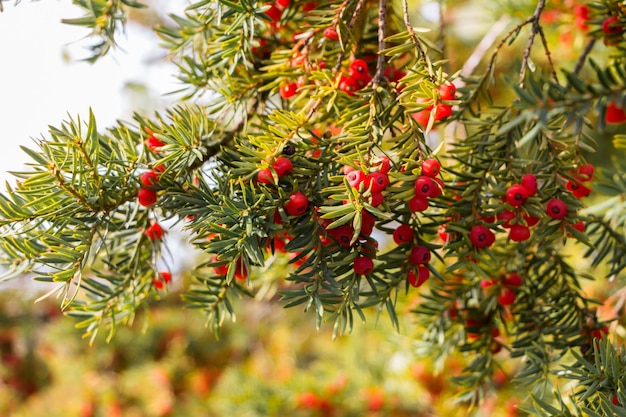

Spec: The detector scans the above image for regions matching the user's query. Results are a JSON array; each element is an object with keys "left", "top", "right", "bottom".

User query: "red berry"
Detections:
[
  {"left": 257, "top": 168, "right": 274, "bottom": 184},
  {"left": 328, "top": 224, "right": 354, "bottom": 248},
  {"left": 506, "top": 184, "right": 529, "bottom": 207},
  {"left": 343, "top": 165, "right": 356, "bottom": 175},
  {"left": 503, "top": 273, "right": 523, "bottom": 287},
  {"left": 339, "top": 75, "right": 359, "bottom": 96},
  {"left": 138, "top": 187, "right": 158, "bottom": 207},
  {"left": 353, "top": 256, "right": 374, "bottom": 275},
  {"left": 160, "top": 271, "right": 172, "bottom": 283},
  {"left": 234, "top": 259, "right": 248, "bottom": 280},
  {"left": 546, "top": 199, "right": 568, "bottom": 220},
  {"left": 360, "top": 210, "right": 376, "bottom": 236},
  {"left": 323, "top": 27, "right": 339, "bottom": 41},
  {"left": 408, "top": 266, "right": 430, "bottom": 288},
  {"left": 145, "top": 222, "right": 164, "bottom": 240},
  {"left": 408, "top": 195, "right": 429, "bottom": 212},
  {"left": 434, "top": 104, "right": 452, "bottom": 121},
  {"left": 409, "top": 245, "right": 431, "bottom": 265},
  {"left": 276, "top": 0, "right": 290, "bottom": 8},
  {"left": 302, "top": 1, "right": 316, "bottom": 12},
  {"left": 570, "top": 220, "right": 585, "bottom": 233},
  {"left": 509, "top": 224, "right": 531, "bottom": 242},
  {"left": 523, "top": 214, "right": 540, "bottom": 227},
  {"left": 497, "top": 210, "right": 516, "bottom": 228},
  {"left": 438, "top": 224, "right": 449, "bottom": 242},
  {"left": 272, "top": 156, "right": 293, "bottom": 177},
  {"left": 279, "top": 82, "right": 298, "bottom": 99},
  {"left": 438, "top": 82, "right": 456, "bottom": 100},
  {"left": 606, "top": 101, "right": 626, "bottom": 124},
  {"left": 297, "top": 392, "right": 320, "bottom": 409},
  {"left": 265, "top": 3, "right": 282, "bottom": 23},
  {"left": 521, "top": 173, "right": 538, "bottom": 196},
  {"left": 411, "top": 109, "right": 432, "bottom": 128},
  {"left": 469, "top": 225, "right": 495, "bottom": 249},
  {"left": 393, "top": 224, "right": 414, "bottom": 244},
  {"left": 577, "top": 164, "right": 594, "bottom": 182},
  {"left": 153, "top": 277, "right": 165, "bottom": 290},
  {"left": 349, "top": 59, "right": 371, "bottom": 82},
  {"left": 369, "top": 192, "right": 384, "bottom": 207},
  {"left": 145, "top": 135, "right": 165, "bottom": 152},
  {"left": 566, "top": 180, "right": 591, "bottom": 198},
  {"left": 421, "top": 158, "right": 441, "bottom": 178},
  {"left": 602, "top": 16, "right": 622, "bottom": 35},
  {"left": 480, "top": 278, "right": 497, "bottom": 294},
  {"left": 346, "top": 170, "right": 365, "bottom": 188},
  {"left": 284, "top": 191, "right": 309, "bottom": 216},
  {"left": 414, "top": 176, "right": 437, "bottom": 199},
  {"left": 364, "top": 172, "right": 389, "bottom": 192},
  {"left": 140, "top": 170, "right": 160, "bottom": 187},
  {"left": 498, "top": 288, "right": 516, "bottom": 306}
]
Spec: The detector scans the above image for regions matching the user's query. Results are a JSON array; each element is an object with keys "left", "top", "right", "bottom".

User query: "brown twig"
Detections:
[
  {"left": 574, "top": 38, "right": 596, "bottom": 75},
  {"left": 372, "top": 0, "right": 387, "bottom": 86},
  {"left": 519, "top": 0, "right": 547, "bottom": 87},
  {"left": 402, "top": 0, "right": 431, "bottom": 76}
]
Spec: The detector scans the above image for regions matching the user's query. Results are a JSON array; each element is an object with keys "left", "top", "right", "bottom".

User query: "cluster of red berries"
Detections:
[
  {"left": 257, "top": 156, "right": 293, "bottom": 184},
  {"left": 137, "top": 166, "right": 163, "bottom": 207},
  {"left": 481, "top": 272, "right": 523, "bottom": 307},
  {"left": 392, "top": 220, "right": 431, "bottom": 286},
  {"left": 411, "top": 82, "right": 456, "bottom": 128},
  {"left": 497, "top": 174, "right": 539, "bottom": 242},
  {"left": 565, "top": 163, "right": 594, "bottom": 198},
  {"left": 410, "top": 158, "right": 443, "bottom": 212},
  {"left": 338, "top": 59, "right": 373, "bottom": 96}
]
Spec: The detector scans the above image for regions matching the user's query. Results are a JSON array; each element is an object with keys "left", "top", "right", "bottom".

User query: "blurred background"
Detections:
[{"left": 0, "top": 0, "right": 621, "bottom": 416}]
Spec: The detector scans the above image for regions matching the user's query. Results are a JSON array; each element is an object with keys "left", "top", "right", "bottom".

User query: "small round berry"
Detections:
[
  {"left": 602, "top": 16, "right": 623, "bottom": 35},
  {"left": 339, "top": 75, "right": 359, "bottom": 96},
  {"left": 160, "top": 271, "right": 172, "bottom": 284},
  {"left": 369, "top": 192, "right": 384, "bottom": 207},
  {"left": 364, "top": 172, "right": 389, "bottom": 192},
  {"left": 349, "top": 59, "right": 371, "bottom": 82},
  {"left": 411, "top": 109, "right": 431, "bottom": 128},
  {"left": 279, "top": 82, "right": 298, "bottom": 99},
  {"left": 497, "top": 210, "right": 516, "bottom": 228},
  {"left": 469, "top": 225, "right": 495, "bottom": 249},
  {"left": 408, "top": 195, "right": 429, "bottom": 212},
  {"left": 546, "top": 198, "right": 568, "bottom": 220},
  {"left": 438, "top": 224, "right": 449, "bottom": 242},
  {"left": 140, "top": 170, "right": 160, "bottom": 187},
  {"left": 360, "top": 210, "right": 376, "bottom": 236},
  {"left": 570, "top": 220, "right": 585, "bottom": 233},
  {"left": 480, "top": 278, "right": 497, "bottom": 294},
  {"left": 408, "top": 266, "right": 430, "bottom": 288},
  {"left": 438, "top": 82, "right": 456, "bottom": 100},
  {"left": 506, "top": 184, "right": 530, "bottom": 207},
  {"left": 145, "top": 135, "right": 165, "bottom": 152},
  {"left": 346, "top": 170, "right": 365, "bottom": 188},
  {"left": 234, "top": 259, "right": 248, "bottom": 280},
  {"left": 523, "top": 214, "right": 540, "bottom": 227},
  {"left": 421, "top": 158, "right": 441, "bottom": 178},
  {"left": 145, "top": 222, "right": 164, "bottom": 240},
  {"left": 521, "top": 173, "right": 538, "bottom": 196},
  {"left": 509, "top": 224, "right": 531, "bottom": 242},
  {"left": 503, "top": 273, "right": 523, "bottom": 287},
  {"left": 265, "top": 3, "right": 282, "bottom": 23},
  {"left": 414, "top": 176, "right": 437, "bottom": 199},
  {"left": 323, "top": 27, "right": 339, "bottom": 41},
  {"left": 138, "top": 187, "right": 158, "bottom": 207},
  {"left": 577, "top": 164, "right": 594, "bottom": 182},
  {"left": 409, "top": 245, "right": 431, "bottom": 265},
  {"left": 328, "top": 224, "right": 354, "bottom": 248},
  {"left": 276, "top": 0, "right": 290, "bottom": 8},
  {"left": 273, "top": 156, "right": 293, "bottom": 177},
  {"left": 393, "top": 224, "right": 414, "bottom": 245},
  {"left": 377, "top": 156, "right": 391, "bottom": 174},
  {"left": 284, "top": 191, "right": 309, "bottom": 216},
  {"left": 606, "top": 101, "right": 626, "bottom": 124},
  {"left": 566, "top": 180, "right": 591, "bottom": 198},
  {"left": 498, "top": 288, "right": 516, "bottom": 306},
  {"left": 353, "top": 256, "right": 374, "bottom": 275},
  {"left": 257, "top": 168, "right": 274, "bottom": 184},
  {"left": 434, "top": 104, "right": 452, "bottom": 121},
  {"left": 282, "top": 144, "right": 296, "bottom": 155}
]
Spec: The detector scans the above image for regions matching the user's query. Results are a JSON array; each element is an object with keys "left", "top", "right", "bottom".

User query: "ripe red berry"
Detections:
[
  {"left": 364, "top": 172, "right": 389, "bottom": 192},
  {"left": 570, "top": 220, "right": 585, "bottom": 233},
  {"left": 377, "top": 156, "right": 391, "bottom": 174},
  {"left": 328, "top": 224, "right": 354, "bottom": 248},
  {"left": 408, "top": 266, "right": 430, "bottom": 288},
  {"left": 349, "top": 59, "right": 371, "bottom": 82},
  {"left": 353, "top": 256, "right": 374, "bottom": 275},
  {"left": 323, "top": 27, "right": 339, "bottom": 41},
  {"left": 577, "top": 164, "right": 594, "bottom": 182},
  {"left": 411, "top": 109, "right": 431, "bottom": 128},
  {"left": 521, "top": 173, "right": 538, "bottom": 196},
  {"left": 409, "top": 195, "right": 429, "bottom": 212},
  {"left": 503, "top": 273, "right": 523, "bottom": 287},
  {"left": 265, "top": 3, "right": 282, "bottom": 23},
  {"left": 145, "top": 135, "right": 165, "bottom": 152},
  {"left": 602, "top": 16, "right": 623, "bottom": 35},
  {"left": 279, "top": 82, "right": 298, "bottom": 99},
  {"left": 497, "top": 210, "right": 516, "bottom": 228},
  {"left": 506, "top": 184, "right": 530, "bottom": 207},
  {"left": 421, "top": 158, "right": 441, "bottom": 178},
  {"left": 257, "top": 168, "right": 274, "bottom": 184},
  {"left": 469, "top": 225, "right": 495, "bottom": 249},
  {"left": 434, "top": 104, "right": 452, "bottom": 121},
  {"left": 438, "top": 82, "right": 456, "bottom": 100},
  {"left": 346, "top": 170, "right": 365, "bottom": 188},
  {"left": 409, "top": 245, "right": 431, "bottom": 265},
  {"left": 302, "top": 1, "right": 316, "bottom": 12},
  {"left": 414, "top": 176, "right": 437, "bottom": 199},
  {"left": 140, "top": 170, "right": 160, "bottom": 187},
  {"left": 566, "top": 180, "right": 591, "bottom": 198},
  {"left": 339, "top": 75, "right": 359, "bottom": 96},
  {"left": 438, "top": 224, "right": 449, "bottom": 242},
  {"left": 160, "top": 271, "right": 172, "bottom": 283},
  {"left": 523, "top": 213, "right": 540, "bottom": 227},
  {"left": 509, "top": 224, "right": 531, "bottom": 242},
  {"left": 138, "top": 187, "right": 158, "bottom": 207},
  {"left": 546, "top": 198, "right": 568, "bottom": 219},
  {"left": 276, "top": 0, "right": 290, "bottom": 8},
  {"left": 234, "top": 259, "right": 248, "bottom": 280},
  {"left": 284, "top": 191, "right": 309, "bottom": 216},
  {"left": 369, "top": 192, "right": 384, "bottom": 207},
  {"left": 360, "top": 210, "right": 376, "bottom": 236},
  {"left": 393, "top": 224, "right": 414, "bottom": 244},
  {"left": 606, "top": 101, "right": 626, "bottom": 124},
  {"left": 145, "top": 222, "right": 164, "bottom": 240},
  {"left": 498, "top": 288, "right": 516, "bottom": 306},
  {"left": 480, "top": 278, "right": 497, "bottom": 294},
  {"left": 272, "top": 156, "right": 293, "bottom": 177}
]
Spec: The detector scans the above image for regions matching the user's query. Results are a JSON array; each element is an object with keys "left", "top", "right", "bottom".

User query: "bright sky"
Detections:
[{"left": 0, "top": 0, "right": 180, "bottom": 184}]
